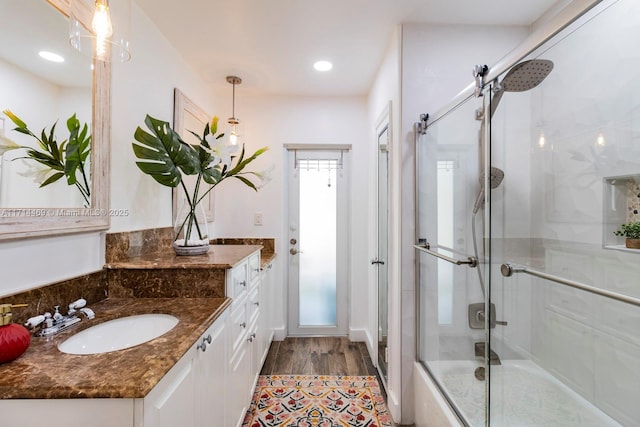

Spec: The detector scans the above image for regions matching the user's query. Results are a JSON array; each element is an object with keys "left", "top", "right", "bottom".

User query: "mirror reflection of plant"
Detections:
[
  {"left": 132, "top": 114, "right": 269, "bottom": 246},
  {"left": 0, "top": 110, "right": 91, "bottom": 206}
]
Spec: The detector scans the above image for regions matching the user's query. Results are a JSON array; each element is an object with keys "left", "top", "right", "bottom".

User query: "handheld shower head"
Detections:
[
  {"left": 488, "top": 166, "right": 504, "bottom": 189},
  {"left": 490, "top": 59, "right": 554, "bottom": 118},
  {"left": 472, "top": 166, "right": 504, "bottom": 213}
]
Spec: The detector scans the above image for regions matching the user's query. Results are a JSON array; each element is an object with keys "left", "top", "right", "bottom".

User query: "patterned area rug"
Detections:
[{"left": 243, "top": 375, "right": 393, "bottom": 427}]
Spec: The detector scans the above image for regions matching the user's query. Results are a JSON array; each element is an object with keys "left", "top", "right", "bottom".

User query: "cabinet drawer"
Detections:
[
  {"left": 230, "top": 260, "right": 249, "bottom": 301},
  {"left": 248, "top": 286, "right": 260, "bottom": 323},
  {"left": 248, "top": 252, "right": 261, "bottom": 285},
  {"left": 230, "top": 303, "right": 249, "bottom": 353}
]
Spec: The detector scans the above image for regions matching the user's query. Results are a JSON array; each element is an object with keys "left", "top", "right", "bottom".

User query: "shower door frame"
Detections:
[{"left": 413, "top": 3, "right": 607, "bottom": 425}]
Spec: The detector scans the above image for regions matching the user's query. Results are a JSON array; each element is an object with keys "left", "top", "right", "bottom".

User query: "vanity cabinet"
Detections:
[
  {"left": 0, "top": 311, "right": 229, "bottom": 427},
  {"left": 141, "top": 309, "right": 229, "bottom": 427},
  {"left": 227, "top": 250, "right": 260, "bottom": 427},
  {"left": 0, "top": 248, "right": 275, "bottom": 427}
]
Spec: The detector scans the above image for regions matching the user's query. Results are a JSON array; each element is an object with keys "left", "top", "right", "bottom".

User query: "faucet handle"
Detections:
[
  {"left": 79, "top": 307, "right": 95, "bottom": 320},
  {"left": 68, "top": 298, "right": 87, "bottom": 314},
  {"left": 25, "top": 315, "right": 46, "bottom": 329}
]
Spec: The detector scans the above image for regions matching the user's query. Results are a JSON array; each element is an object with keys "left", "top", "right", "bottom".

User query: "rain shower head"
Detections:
[{"left": 490, "top": 59, "right": 554, "bottom": 118}]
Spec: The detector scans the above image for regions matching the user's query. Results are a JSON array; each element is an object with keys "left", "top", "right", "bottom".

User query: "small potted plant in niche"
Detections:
[
  {"left": 132, "top": 114, "right": 269, "bottom": 255},
  {"left": 613, "top": 221, "right": 640, "bottom": 249}
]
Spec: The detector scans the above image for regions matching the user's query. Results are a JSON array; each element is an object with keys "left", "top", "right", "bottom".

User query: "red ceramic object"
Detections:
[{"left": 0, "top": 323, "right": 31, "bottom": 364}]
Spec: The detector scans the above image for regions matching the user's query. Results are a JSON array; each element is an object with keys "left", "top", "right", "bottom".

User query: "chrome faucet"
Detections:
[{"left": 24, "top": 298, "right": 94, "bottom": 337}]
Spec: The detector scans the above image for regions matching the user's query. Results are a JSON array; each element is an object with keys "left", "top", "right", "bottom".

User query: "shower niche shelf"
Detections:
[{"left": 603, "top": 174, "right": 640, "bottom": 252}]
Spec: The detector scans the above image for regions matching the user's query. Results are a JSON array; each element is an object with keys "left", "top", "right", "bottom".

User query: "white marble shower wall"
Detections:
[{"left": 489, "top": 0, "right": 640, "bottom": 425}]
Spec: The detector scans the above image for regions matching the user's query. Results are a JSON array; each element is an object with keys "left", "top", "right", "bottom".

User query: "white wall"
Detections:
[
  {"left": 110, "top": 4, "right": 220, "bottom": 233},
  {"left": 0, "top": 3, "right": 218, "bottom": 297},
  {"left": 366, "top": 26, "right": 402, "bottom": 421},
  {"left": 211, "top": 93, "right": 369, "bottom": 338}
]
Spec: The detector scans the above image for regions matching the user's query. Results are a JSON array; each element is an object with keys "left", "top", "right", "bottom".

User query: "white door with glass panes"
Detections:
[{"left": 286, "top": 147, "right": 349, "bottom": 336}]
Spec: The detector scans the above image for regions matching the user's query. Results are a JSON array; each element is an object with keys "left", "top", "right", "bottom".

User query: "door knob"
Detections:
[{"left": 290, "top": 248, "right": 303, "bottom": 255}]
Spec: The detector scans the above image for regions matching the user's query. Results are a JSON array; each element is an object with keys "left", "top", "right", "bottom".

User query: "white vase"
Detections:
[{"left": 173, "top": 202, "right": 210, "bottom": 256}]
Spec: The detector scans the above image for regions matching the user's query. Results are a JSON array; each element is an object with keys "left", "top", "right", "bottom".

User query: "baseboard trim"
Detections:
[
  {"left": 348, "top": 327, "right": 368, "bottom": 342},
  {"left": 273, "top": 326, "right": 286, "bottom": 341}
]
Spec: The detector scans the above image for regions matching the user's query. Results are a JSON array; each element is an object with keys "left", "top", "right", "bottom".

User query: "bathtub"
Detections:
[{"left": 422, "top": 360, "right": 622, "bottom": 427}]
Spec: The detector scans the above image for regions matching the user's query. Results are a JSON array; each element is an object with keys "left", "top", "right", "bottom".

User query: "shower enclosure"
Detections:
[{"left": 416, "top": 0, "right": 640, "bottom": 425}]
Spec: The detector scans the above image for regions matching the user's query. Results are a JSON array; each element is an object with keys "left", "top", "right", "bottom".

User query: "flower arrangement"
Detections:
[
  {"left": 132, "top": 114, "right": 268, "bottom": 253},
  {"left": 0, "top": 110, "right": 91, "bottom": 206}
]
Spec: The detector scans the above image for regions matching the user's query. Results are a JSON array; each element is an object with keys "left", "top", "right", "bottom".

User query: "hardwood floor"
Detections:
[{"left": 260, "top": 337, "right": 377, "bottom": 376}]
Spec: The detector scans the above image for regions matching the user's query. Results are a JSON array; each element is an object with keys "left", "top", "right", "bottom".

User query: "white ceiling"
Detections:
[{"left": 136, "top": 0, "right": 559, "bottom": 96}]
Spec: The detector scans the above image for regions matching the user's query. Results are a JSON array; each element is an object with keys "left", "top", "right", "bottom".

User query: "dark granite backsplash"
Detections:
[
  {"left": 0, "top": 270, "right": 107, "bottom": 325},
  {"left": 106, "top": 227, "right": 174, "bottom": 263},
  {"left": 108, "top": 268, "right": 226, "bottom": 298},
  {"left": 0, "top": 229, "right": 275, "bottom": 325},
  {"left": 212, "top": 237, "right": 275, "bottom": 255}
]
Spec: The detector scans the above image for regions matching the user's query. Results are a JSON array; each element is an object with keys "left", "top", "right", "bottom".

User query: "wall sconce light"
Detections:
[
  {"left": 69, "top": 0, "right": 131, "bottom": 62},
  {"left": 226, "top": 75, "right": 242, "bottom": 145}
]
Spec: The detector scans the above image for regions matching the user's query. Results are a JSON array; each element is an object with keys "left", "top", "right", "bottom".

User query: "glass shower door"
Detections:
[
  {"left": 488, "top": 1, "right": 640, "bottom": 425},
  {"left": 416, "top": 93, "right": 490, "bottom": 426}
]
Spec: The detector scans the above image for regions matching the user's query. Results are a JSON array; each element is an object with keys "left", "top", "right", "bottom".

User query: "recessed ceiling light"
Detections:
[
  {"left": 39, "top": 51, "right": 65, "bottom": 63},
  {"left": 313, "top": 60, "right": 333, "bottom": 72}
]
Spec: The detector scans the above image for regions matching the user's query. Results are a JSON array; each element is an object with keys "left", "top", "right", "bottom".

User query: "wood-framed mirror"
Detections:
[
  {"left": 172, "top": 89, "right": 215, "bottom": 222},
  {"left": 0, "top": 0, "right": 110, "bottom": 240}
]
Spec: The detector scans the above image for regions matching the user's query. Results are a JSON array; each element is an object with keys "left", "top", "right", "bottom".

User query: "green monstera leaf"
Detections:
[{"left": 132, "top": 115, "right": 200, "bottom": 187}]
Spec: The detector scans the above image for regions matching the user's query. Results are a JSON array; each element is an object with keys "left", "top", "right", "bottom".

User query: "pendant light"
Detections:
[
  {"left": 69, "top": 0, "right": 132, "bottom": 62},
  {"left": 226, "top": 76, "right": 242, "bottom": 145}
]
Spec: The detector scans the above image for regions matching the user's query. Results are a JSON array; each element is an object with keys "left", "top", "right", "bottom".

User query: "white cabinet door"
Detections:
[
  {"left": 228, "top": 342, "right": 251, "bottom": 427},
  {"left": 0, "top": 399, "right": 135, "bottom": 427},
  {"left": 195, "top": 311, "right": 228, "bottom": 426},
  {"left": 143, "top": 313, "right": 229, "bottom": 427},
  {"left": 143, "top": 346, "right": 197, "bottom": 427}
]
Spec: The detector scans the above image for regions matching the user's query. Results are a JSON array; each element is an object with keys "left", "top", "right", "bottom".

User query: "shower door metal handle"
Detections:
[
  {"left": 414, "top": 244, "right": 478, "bottom": 268},
  {"left": 501, "top": 263, "right": 640, "bottom": 308}
]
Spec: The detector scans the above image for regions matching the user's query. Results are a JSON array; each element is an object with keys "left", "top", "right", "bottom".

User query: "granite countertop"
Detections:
[
  {"left": 261, "top": 251, "right": 277, "bottom": 267},
  {"left": 0, "top": 297, "right": 231, "bottom": 399},
  {"left": 106, "top": 244, "right": 264, "bottom": 270}
]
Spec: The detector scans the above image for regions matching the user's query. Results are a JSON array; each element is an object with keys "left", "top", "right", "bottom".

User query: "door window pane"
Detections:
[{"left": 299, "top": 164, "right": 337, "bottom": 326}]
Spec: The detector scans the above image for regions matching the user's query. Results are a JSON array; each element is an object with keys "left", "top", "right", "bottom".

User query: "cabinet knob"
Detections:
[
  {"left": 197, "top": 334, "right": 212, "bottom": 352},
  {"left": 239, "top": 280, "right": 247, "bottom": 287},
  {"left": 240, "top": 322, "right": 246, "bottom": 328},
  {"left": 247, "top": 333, "right": 256, "bottom": 343},
  {"left": 254, "top": 302, "right": 260, "bottom": 307}
]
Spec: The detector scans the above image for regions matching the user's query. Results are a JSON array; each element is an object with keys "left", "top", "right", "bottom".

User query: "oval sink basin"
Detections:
[{"left": 58, "top": 314, "right": 179, "bottom": 355}]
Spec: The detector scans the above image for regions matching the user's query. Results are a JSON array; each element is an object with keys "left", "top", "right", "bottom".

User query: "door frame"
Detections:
[{"left": 374, "top": 102, "right": 391, "bottom": 383}]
